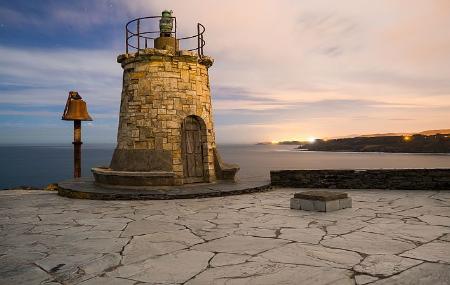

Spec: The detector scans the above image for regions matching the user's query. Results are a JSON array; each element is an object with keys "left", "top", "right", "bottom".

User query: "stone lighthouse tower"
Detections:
[{"left": 92, "top": 11, "right": 238, "bottom": 187}]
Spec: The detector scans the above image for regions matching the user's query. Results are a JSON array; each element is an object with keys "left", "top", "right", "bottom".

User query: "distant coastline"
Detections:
[{"left": 258, "top": 129, "right": 450, "bottom": 153}]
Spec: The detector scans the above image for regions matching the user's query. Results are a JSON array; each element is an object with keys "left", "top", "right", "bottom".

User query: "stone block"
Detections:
[
  {"left": 131, "top": 129, "right": 139, "bottom": 138},
  {"left": 294, "top": 191, "right": 348, "bottom": 201},
  {"left": 300, "top": 199, "right": 315, "bottom": 211},
  {"left": 166, "top": 121, "right": 179, "bottom": 129},
  {"left": 134, "top": 141, "right": 147, "bottom": 149},
  {"left": 290, "top": 191, "right": 352, "bottom": 212},
  {"left": 181, "top": 70, "right": 190, "bottom": 83},
  {"left": 92, "top": 168, "right": 177, "bottom": 186},
  {"left": 110, "top": 149, "right": 172, "bottom": 172},
  {"left": 162, "top": 143, "right": 172, "bottom": 150},
  {"left": 339, "top": 198, "right": 352, "bottom": 209},
  {"left": 313, "top": 200, "right": 326, "bottom": 212},
  {"left": 178, "top": 82, "right": 191, "bottom": 90},
  {"left": 173, "top": 164, "right": 183, "bottom": 172},
  {"left": 213, "top": 148, "right": 240, "bottom": 181},
  {"left": 325, "top": 200, "right": 340, "bottom": 212},
  {"left": 130, "top": 71, "right": 146, "bottom": 79},
  {"left": 290, "top": 198, "right": 301, "bottom": 210}
]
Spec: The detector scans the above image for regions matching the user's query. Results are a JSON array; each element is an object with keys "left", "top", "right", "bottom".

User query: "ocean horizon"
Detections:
[{"left": 1, "top": 143, "right": 449, "bottom": 189}]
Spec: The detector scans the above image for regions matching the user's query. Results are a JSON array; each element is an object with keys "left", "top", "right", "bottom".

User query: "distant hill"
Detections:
[
  {"left": 257, "top": 141, "right": 301, "bottom": 145},
  {"left": 257, "top": 129, "right": 450, "bottom": 153},
  {"left": 418, "top": 129, "right": 450, "bottom": 136},
  {"left": 358, "top": 129, "right": 450, "bottom": 138},
  {"left": 299, "top": 133, "right": 450, "bottom": 153}
]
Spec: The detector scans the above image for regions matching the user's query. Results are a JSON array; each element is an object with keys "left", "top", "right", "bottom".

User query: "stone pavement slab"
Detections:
[
  {"left": 371, "top": 263, "right": 450, "bottom": 285},
  {"left": 353, "top": 254, "right": 422, "bottom": 277},
  {"left": 400, "top": 241, "right": 450, "bottom": 263},
  {"left": 1, "top": 188, "right": 450, "bottom": 284}
]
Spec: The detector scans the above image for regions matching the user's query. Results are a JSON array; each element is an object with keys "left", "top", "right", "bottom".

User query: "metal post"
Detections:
[
  {"left": 73, "top": 120, "right": 82, "bottom": 178},
  {"left": 201, "top": 34, "right": 204, "bottom": 56},
  {"left": 137, "top": 19, "right": 140, "bottom": 52},
  {"left": 200, "top": 24, "right": 205, "bottom": 56},
  {"left": 197, "top": 23, "right": 200, "bottom": 56},
  {"left": 126, "top": 29, "right": 128, "bottom": 54},
  {"left": 174, "top": 17, "right": 177, "bottom": 40}
]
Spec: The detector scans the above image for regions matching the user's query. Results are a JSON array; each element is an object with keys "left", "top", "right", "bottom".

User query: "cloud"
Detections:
[
  {"left": 0, "top": 6, "right": 43, "bottom": 28},
  {"left": 0, "top": 45, "right": 122, "bottom": 107},
  {"left": 213, "top": 86, "right": 274, "bottom": 102},
  {"left": 0, "top": 1, "right": 123, "bottom": 30},
  {"left": 1, "top": 1, "right": 450, "bottom": 143},
  {"left": 0, "top": 44, "right": 121, "bottom": 144}
]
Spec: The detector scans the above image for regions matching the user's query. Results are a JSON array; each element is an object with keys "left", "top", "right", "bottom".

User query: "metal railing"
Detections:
[{"left": 125, "top": 16, "right": 206, "bottom": 57}]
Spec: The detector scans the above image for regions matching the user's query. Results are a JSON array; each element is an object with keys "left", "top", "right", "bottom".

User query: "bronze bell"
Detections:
[{"left": 62, "top": 91, "right": 93, "bottom": 121}]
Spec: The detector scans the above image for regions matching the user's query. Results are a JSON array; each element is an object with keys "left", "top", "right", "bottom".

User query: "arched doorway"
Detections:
[{"left": 181, "top": 116, "right": 205, "bottom": 183}]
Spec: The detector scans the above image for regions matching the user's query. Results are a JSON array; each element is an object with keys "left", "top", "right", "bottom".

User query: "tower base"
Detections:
[
  {"left": 57, "top": 177, "right": 271, "bottom": 200},
  {"left": 92, "top": 167, "right": 178, "bottom": 186}
]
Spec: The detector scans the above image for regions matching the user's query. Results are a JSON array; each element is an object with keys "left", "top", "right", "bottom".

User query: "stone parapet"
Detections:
[
  {"left": 117, "top": 48, "right": 214, "bottom": 68},
  {"left": 271, "top": 169, "right": 450, "bottom": 190}
]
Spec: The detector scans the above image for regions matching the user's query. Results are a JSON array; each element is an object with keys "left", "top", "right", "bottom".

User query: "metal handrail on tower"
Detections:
[{"left": 125, "top": 16, "right": 206, "bottom": 57}]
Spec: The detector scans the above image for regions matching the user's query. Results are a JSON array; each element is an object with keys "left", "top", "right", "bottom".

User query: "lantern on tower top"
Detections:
[{"left": 159, "top": 10, "right": 174, "bottom": 37}]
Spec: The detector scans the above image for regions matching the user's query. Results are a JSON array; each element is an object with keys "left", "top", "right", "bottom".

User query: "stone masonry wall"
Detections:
[
  {"left": 271, "top": 169, "right": 450, "bottom": 190},
  {"left": 111, "top": 49, "right": 216, "bottom": 183}
]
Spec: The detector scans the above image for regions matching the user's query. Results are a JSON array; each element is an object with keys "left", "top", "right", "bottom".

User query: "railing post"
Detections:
[
  {"left": 197, "top": 23, "right": 200, "bottom": 56},
  {"left": 174, "top": 17, "right": 177, "bottom": 50},
  {"left": 126, "top": 29, "right": 128, "bottom": 54},
  {"left": 201, "top": 34, "right": 204, "bottom": 56},
  {"left": 137, "top": 19, "right": 140, "bottom": 52}
]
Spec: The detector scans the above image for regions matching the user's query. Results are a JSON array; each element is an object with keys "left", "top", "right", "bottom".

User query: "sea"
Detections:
[{"left": 1, "top": 144, "right": 449, "bottom": 189}]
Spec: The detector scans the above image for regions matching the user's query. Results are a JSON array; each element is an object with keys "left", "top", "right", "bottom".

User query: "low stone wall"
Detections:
[{"left": 270, "top": 169, "right": 450, "bottom": 190}]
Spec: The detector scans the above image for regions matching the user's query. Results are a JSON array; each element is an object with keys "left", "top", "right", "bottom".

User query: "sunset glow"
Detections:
[{"left": 0, "top": 1, "right": 449, "bottom": 144}]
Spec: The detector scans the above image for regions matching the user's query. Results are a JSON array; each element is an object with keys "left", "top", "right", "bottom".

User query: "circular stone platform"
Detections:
[{"left": 57, "top": 177, "right": 271, "bottom": 200}]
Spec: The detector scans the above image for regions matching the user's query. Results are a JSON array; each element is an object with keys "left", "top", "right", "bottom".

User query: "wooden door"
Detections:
[{"left": 182, "top": 117, "right": 204, "bottom": 183}]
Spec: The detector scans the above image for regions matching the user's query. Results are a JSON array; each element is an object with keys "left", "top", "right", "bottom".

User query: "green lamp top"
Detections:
[
  {"left": 162, "top": 10, "right": 173, "bottom": 17},
  {"left": 160, "top": 10, "right": 174, "bottom": 34}
]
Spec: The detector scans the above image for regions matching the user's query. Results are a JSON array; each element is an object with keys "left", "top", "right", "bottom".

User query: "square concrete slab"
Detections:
[
  {"left": 291, "top": 191, "right": 352, "bottom": 212},
  {"left": 294, "top": 190, "right": 348, "bottom": 201}
]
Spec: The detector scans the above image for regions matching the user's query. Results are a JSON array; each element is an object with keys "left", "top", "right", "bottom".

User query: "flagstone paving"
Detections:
[{"left": 1, "top": 188, "right": 450, "bottom": 285}]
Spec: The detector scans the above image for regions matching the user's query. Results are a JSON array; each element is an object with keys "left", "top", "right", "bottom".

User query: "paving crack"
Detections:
[{"left": 181, "top": 252, "right": 216, "bottom": 284}]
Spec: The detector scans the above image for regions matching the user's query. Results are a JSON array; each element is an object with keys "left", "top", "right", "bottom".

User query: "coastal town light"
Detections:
[{"left": 62, "top": 91, "right": 93, "bottom": 178}]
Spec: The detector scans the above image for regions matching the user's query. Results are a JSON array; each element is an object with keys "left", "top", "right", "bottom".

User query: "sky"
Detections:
[{"left": 0, "top": 0, "right": 449, "bottom": 144}]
